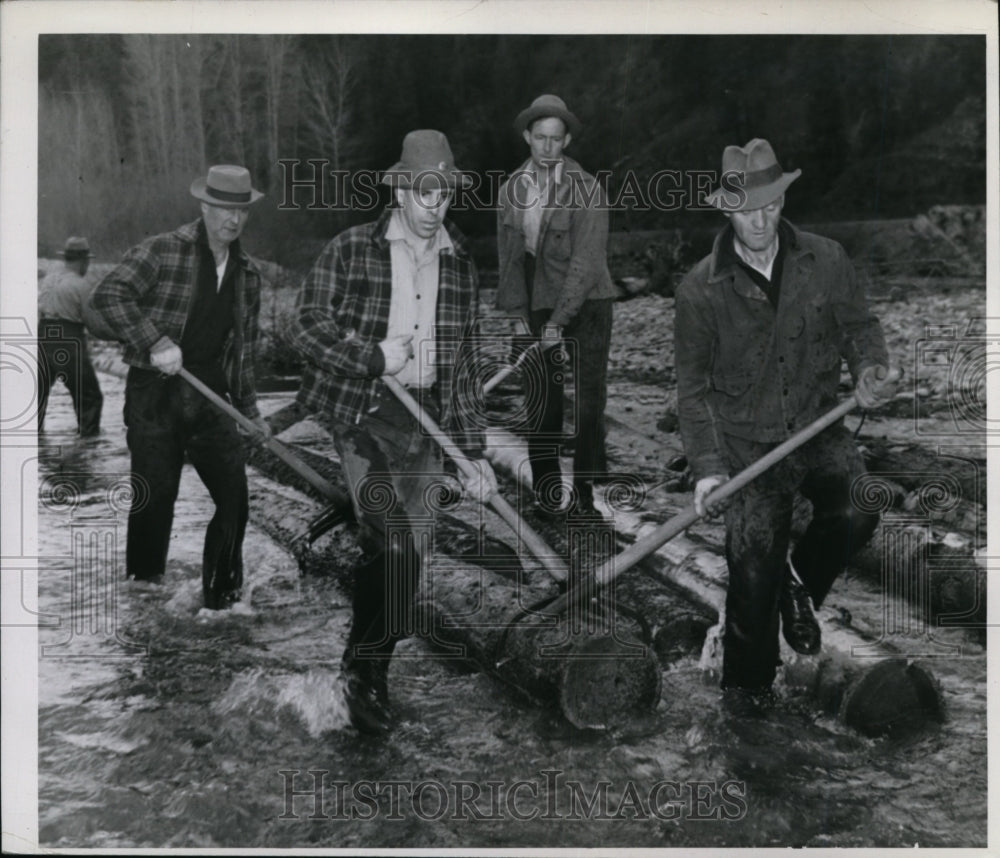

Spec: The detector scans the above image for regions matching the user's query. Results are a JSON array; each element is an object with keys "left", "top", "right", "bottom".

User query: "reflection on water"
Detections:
[{"left": 36, "top": 373, "right": 987, "bottom": 849}]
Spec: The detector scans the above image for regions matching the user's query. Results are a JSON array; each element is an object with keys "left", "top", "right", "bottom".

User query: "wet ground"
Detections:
[{"left": 34, "top": 367, "right": 989, "bottom": 850}]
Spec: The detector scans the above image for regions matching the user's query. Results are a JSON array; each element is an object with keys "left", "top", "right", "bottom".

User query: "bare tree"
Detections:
[{"left": 299, "top": 37, "right": 356, "bottom": 172}]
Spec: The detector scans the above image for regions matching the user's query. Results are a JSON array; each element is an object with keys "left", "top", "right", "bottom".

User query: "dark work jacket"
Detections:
[{"left": 674, "top": 220, "right": 888, "bottom": 482}]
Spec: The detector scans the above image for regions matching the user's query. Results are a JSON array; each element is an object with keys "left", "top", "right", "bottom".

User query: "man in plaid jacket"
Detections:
[
  {"left": 291, "top": 130, "right": 498, "bottom": 735},
  {"left": 92, "top": 165, "right": 271, "bottom": 610}
]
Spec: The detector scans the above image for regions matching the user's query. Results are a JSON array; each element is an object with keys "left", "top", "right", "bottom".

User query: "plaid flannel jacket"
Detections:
[
  {"left": 91, "top": 219, "right": 262, "bottom": 417},
  {"left": 291, "top": 209, "right": 485, "bottom": 456}
]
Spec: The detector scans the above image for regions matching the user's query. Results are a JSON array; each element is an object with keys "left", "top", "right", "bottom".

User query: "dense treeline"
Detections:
[{"left": 39, "top": 34, "right": 984, "bottom": 265}]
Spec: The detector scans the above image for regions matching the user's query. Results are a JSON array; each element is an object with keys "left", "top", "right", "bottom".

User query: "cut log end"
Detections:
[
  {"left": 558, "top": 635, "right": 662, "bottom": 730},
  {"left": 839, "top": 659, "right": 945, "bottom": 738}
]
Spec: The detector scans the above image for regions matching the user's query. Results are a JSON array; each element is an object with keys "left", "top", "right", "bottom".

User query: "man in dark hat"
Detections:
[
  {"left": 91, "top": 164, "right": 271, "bottom": 610},
  {"left": 291, "top": 130, "right": 498, "bottom": 735},
  {"left": 674, "top": 139, "right": 900, "bottom": 711},
  {"left": 496, "top": 94, "right": 617, "bottom": 519},
  {"left": 38, "top": 236, "right": 104, "bottom": 436}
]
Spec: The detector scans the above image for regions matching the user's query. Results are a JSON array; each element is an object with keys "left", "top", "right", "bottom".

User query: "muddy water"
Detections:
[{"left": 35, "top": 372, "right": 987, "bottom": 849}]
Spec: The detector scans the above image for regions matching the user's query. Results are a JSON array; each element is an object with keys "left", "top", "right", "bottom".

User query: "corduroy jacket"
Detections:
[{"left": 674, "top": 220, "right": 888, "bottom": 481}]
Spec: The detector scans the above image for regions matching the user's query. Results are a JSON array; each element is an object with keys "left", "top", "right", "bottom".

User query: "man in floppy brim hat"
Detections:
[
  {"left": 380, "top": 129, "right": 473, "bottom": 190},
  {"left": 514, "top": 93, "right": 582, "bottom": 136},
  {"left": 673, "top": 137, "right": 900, "bottom": 711},
  {"left": 291, "top": 128, "right": 497, "bottom": 735},
  {"left": 496, "top": 93, "right": 616, "bottom": 521},
  {"left": 38, "top": 234, "right": 103, "bottom": 435},
  {"left": 89, "top": 163, "right": 270, "bottom": 611}
]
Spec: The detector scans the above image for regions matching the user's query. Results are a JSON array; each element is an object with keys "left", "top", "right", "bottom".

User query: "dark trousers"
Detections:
[
  {"left": 526, "top": 298, "right": 613, "bottom": 508},
  {"left": 123, "top": 367, "right": 248, "bottom": 609},
  {"left": 719, "top": 425, "right": 879, "bottom": 691},
  {"left": 37, "top": 319, "right": 103, "bottom": 435},
  {"left": 325, "top": 390, "right": 442, "bottom": 672}
]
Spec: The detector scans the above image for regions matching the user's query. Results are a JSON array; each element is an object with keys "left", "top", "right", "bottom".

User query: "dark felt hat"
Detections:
[
  {"left": 706, "top": 138, "right": 801, "bottom": 212},
  {"left": 514, "top": 94, "right": 581, "bottom": 136},
  {"left": 381, "top": 130, "right": 472, "bottom": 189}
]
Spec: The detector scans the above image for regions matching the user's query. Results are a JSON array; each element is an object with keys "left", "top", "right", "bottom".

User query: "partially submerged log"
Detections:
[
  {"left": 485, "top": 425, "right": 949, "bottom": 737},
  {"left": 418, "top": 555, "right": 661, "bottom": 730},
  {"left": 784, "top": 653, "right": 945, "bottom": 738},
  {"left": 244, "top": 418, "right": 663, "bottom": 727}
]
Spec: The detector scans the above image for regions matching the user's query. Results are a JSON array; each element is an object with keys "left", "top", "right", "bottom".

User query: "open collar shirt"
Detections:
[
  {"left": 384, "top": 208, "right": 452, "bottom": 388},
  {"left": 519, "top": 159, "right": 564, "bottom": 256}
]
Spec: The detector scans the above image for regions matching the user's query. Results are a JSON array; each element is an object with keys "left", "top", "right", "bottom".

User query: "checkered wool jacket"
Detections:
[
  {"left": 91, "top": 219, "right": 262, "bottom": 417},
  {"left": 291, "top": 209, "right": 485, "bottom": 456}
]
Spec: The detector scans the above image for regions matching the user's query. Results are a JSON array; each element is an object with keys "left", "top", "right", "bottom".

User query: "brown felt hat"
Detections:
[
  {"left": 514, "top": 94, "right": 581, "bottom": 136},
  {"left": 381, "top": 130, "right": 472, "bottom": 189},
  {"left": 59, "top": 236, "right": 95, "bottom": 260},
  {"left": 190, "top": 164, "right": 264, "bottom": 207},
  {"left": 706, "top": 138, "right": 801, "bottom": 212}
]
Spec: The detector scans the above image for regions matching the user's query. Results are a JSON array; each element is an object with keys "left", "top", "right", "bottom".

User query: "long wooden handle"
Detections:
[
  {"left": 483, "top": 341, "right": 541, "bottom": 395},
  {"left": 542, "top": 395, "right": 861, "bottom": 615},
  {"left": 381, "top": 374, "right": 568, "bottom": 583},
  {"left": 178, "top": 368, "right": 345, "bottom": 503}
]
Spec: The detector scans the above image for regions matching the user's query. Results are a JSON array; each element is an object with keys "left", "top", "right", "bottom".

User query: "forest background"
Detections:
[{"left": 38, "top": 33, "right": 985, "bottom": 270}]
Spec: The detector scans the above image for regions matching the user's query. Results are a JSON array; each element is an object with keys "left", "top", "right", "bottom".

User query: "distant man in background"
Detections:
[
  {"left": 91, "top": 164, "right": 271, "bottom": 610},
  {"left": 37, "top": 236, "right": 103, "bottom": 436},
  {"left": 291, "top": 130, "right": 497, "bottom": 735},
  {"left": 496, "top": 94, "right": 617, "bottom": 519},
  {"left": 674, "top": 139, "right": 899, "bottom": 712}
]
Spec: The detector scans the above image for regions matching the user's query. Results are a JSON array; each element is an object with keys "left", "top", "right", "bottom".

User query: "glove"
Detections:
[
  {"left": 694, "top": 474, "right": 728, "bottom": 519},
  {"left": 855, "top": 365, "right": 901, "bottom": 410}
]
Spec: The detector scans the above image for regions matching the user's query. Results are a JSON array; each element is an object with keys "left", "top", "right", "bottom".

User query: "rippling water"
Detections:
[{"left": 35, "top": 372, "right": 987, "bottom": 849}]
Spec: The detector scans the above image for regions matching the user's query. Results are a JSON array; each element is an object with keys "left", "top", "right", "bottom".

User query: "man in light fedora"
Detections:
[
  {"left": 37, "top": 236, "right": 104, "bottom": 436},
  {"left": 496, "top": 94, "right": 617, "bottom": 520},
  {"left": 291, "top": 130, "right": 497, "bottom": 735},
  {"left": 674, "top": 138, "right": 899, "bottom": 712},
  {"left": 91, "top": 164, "right": 271, "bottom": 610}
]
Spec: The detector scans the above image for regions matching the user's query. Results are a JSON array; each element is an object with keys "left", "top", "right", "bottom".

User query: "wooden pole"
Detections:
[
  {"left": 178, "top": 368, "right": 348, "bottom": 505},
  {"left": 542, "top": 395, "right": 860, "bottom": 617},
  {"left": 381, "top": 375, "right": 568, "bottom": 583},
  {"left": 483, "top": 341, "right": 540, "bottom": 395}
]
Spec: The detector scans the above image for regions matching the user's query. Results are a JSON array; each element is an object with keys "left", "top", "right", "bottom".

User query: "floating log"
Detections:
[
  {"left": 484, "top": 425, "right": 949, "bottom": 736},
  {"left": 243, "top": 420, "right": 663, "bottom": 727},
  {"left": 784, "top": 653, "right": 945, "bottom": 738},
  {"left": 418, "top": 554, "right": 661, "bottom": 730}
]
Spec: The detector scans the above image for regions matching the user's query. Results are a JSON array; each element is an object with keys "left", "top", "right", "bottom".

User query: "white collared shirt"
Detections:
[
  {"left": 215, "top": 250, "right": 229, "bottom": 291},
  {"left": 385, "top": 208, "right": 453, "bottom": 388},
  {"left": 520, "top": 159, "right": 564, "bottom": 256},
  {"left": 734, "top": 235, "right": 779, "bottom": 281}
]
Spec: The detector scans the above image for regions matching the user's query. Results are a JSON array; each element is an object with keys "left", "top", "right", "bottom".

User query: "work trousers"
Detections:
[
  {"left": 525, "top": 291, "right": 613, "bottom": 509},
  {"left": 720, "top": 424, "right": 879, "bottom": 691},
  {"left": 325, "top": 389, "right": 443, "bottom": 673},
  {"left": 123, "top": 367, "right": 249, "bottom": 609},
  {"left": 37, "top": 319, "right": 103, "bottom": 436}
]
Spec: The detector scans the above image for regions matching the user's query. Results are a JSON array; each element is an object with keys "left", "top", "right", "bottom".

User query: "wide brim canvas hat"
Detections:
[
  {"left": 59, "top": 236, "right": 95, "bottom": 259},
  {"left": 190, "top": 164, "right": 264, "bottom": 207},
  {"left": 706, "top": 138, "right": 801, "bottom": 212},
  {"left": 381, "top": 129, "right": 473, "bottom": 189}
]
